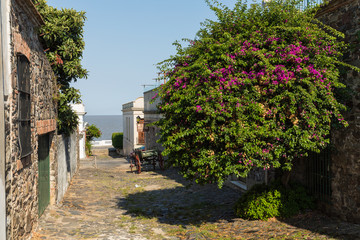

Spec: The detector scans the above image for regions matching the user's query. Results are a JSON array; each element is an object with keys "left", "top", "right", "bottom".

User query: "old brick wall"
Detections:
[
  {"left": 316, "top": 0, "right": 360, "bottom": 223},
  {"left": 5, "top": 0, "right": 58, "bottom": 239}
]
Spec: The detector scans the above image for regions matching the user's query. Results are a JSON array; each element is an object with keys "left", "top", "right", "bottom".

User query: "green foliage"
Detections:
[
  {"left": 85, "top": 124, "right": 101, "bottom": 156},
  {"left": 33, "top": 0, "right": 88, "bottom": 135},
  {"left": 55, "top": 87, "right": 81, "bottom": 136},
  {"left": 86, "top": 124, "right": 102, "bottom": 142},
  {"left": 235, "top": 181, "right": 314, "bottom": 220},
  {"left": 155, "top": 0, "right": 359, "bottom": 187},
  {"left": 85, "top": 140, "right": 92, "bottom": 157},
  {"left": 112, "top": 132, "right": 124, "bottom": 149}
]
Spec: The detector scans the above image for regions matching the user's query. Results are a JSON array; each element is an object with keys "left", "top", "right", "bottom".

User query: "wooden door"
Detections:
[{"left": 38, "top": 134, "right": 50, "bottom": 216}]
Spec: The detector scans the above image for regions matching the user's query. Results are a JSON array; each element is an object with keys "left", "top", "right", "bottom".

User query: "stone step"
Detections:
[
  {"left": 91, "top": 148, "right": 108, "bottom": 155},
  {"left": 91, "top": 147, "right": 119, "bottom": 156}
]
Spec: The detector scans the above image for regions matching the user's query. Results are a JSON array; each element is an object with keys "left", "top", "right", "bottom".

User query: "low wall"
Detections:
[
  {"left": 91, "top": 140, "right": 113, "bottom": 146},
  {"left": 56, "top": 133, "right": 79, "bottom": 204}
]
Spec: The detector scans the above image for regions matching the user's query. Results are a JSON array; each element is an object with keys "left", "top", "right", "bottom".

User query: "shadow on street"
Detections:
[
  {"left": 116, "top": 166, "right": 360, "bottom": 240},
  {"left": 116, "top": 182, "right": 239, "bottom": 226}
]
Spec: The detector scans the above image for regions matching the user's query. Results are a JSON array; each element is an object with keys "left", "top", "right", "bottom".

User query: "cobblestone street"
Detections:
[{"left": 32, "top": 155, "right": 360, "bottom": 240}]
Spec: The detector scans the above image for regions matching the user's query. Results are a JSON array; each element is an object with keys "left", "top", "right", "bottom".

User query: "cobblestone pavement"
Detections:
[{"left": 32, "top": 155, "right": 360, "bottom": 240}]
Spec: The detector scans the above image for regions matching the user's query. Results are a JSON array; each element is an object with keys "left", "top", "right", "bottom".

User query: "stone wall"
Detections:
[
  {"left": 315, "top": 0, "right": 360, "bottom": 223},
  {"left": 5, "top": 0, "right": 58, "bottom": 239},
  {"left": 56, "top": 133, "right": 79, "bottom": 204},
  {"left": 290, "top": 0, "right": 360, "bottom": 223}
]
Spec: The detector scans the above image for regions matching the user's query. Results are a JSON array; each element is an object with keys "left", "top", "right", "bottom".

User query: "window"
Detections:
[
  {"left": 127, "top": 117, "right": 130, "bottom": 141},
  {"left": 17, "top": 54, "right": 32, "bottom": 158}
]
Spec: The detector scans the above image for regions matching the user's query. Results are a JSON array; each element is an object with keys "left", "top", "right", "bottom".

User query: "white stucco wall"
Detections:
[
  {"left": 122, "top": 97, "right": 144, "bottom": 156},
  {"left": 143, "top": 88, "right": 163, "bottom": 151},
  {"left": 71, "top": 103, "right": 86, "bottom": 159}
]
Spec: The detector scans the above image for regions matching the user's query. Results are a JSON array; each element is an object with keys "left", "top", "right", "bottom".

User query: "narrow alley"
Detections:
[{"left": 32, "top": 153, "right": 360, "bottom": 240}]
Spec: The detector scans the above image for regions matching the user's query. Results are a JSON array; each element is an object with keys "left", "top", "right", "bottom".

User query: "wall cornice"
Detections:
[
  {"left": 14, "top": 0, "right": 44, "bottom": 26},
  {"left": 316, "top": 0, "right": 357, "bottom": 17}
]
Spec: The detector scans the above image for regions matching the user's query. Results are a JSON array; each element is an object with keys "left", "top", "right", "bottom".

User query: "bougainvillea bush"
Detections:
[{"left": 155, "top": 0, "right": 355, "bottom": 187}]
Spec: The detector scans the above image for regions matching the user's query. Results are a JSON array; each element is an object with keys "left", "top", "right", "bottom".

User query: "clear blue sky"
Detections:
[{"left": 47, "top": 0, "right": 261, "bottom": 115}]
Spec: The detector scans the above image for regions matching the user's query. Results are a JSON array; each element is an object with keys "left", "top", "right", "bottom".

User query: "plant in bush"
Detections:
[
  {"left": 155, "top": 0, "right": 359, "bottom": 187},
  {"left": 235, "top": 181, "right": 314, "bottom": 220},
  {"left": 112, "top": 132, "right": 123, "bottom": 149},
  {"left": 86, "top": 124, "right": 102, "bottom": 142},
  {"left": 280, "top": 182, "right": 315, "bottom": 217},
  {"left": 85, "top": 140, "right": 92, "bottom": 157},
  {"left": 85, "top": 124, "right": 101, "bottom": 156}
]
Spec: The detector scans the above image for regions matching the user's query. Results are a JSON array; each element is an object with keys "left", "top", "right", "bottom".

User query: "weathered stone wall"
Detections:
[
  {"left": 5, "top": 0, "right": 58, "bottom": 239},
  {"left": 317, "top": 0, "right": 360, "bottom": 223},
  {"left": 290, "top": 0, "right": 360, "bottom": 223},
  {"left": 315, "top": 0, "right": 360, "bottom": 223},
  {"left": 56, "top": 133, "right": 79, "bottom": 204}
]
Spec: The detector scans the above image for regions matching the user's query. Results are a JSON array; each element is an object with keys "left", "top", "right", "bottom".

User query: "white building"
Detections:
[
  {"left": 143, "top": 88, "right": 163, "bottom": 151},
  {"left": 71, "top": 103, "right": 87, "bottom": 159},
  {"left": 122, "top": 97, "right": 144, "bottom": 156}
]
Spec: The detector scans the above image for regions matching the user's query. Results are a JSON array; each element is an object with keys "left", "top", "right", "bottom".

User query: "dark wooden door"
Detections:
[{"left": 38, "top": 134, "right": 50, "bottom": 216}]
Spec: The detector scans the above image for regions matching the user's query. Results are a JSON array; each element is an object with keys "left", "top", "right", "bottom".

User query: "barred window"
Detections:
[{"left": 17, "top": 54, "right": 32, "bottom": 158}]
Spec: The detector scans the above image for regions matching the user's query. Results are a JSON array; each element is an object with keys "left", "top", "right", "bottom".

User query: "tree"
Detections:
[
  {"left": 85, "top": 124, "right": 102, "bottom": 156},
  {"left": 155, "top": 0, "right": 358, "bottom": 187},
  {"left": 33, "top": 0, "right": 88, "bottom": 135},
  {"left": 86, "top": 124, "right": 102, "bottom": 142}
]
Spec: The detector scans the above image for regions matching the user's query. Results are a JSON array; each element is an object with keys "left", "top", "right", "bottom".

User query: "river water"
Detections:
[{"left": 84, "top": 115, "right": 123, "bottom": 141}]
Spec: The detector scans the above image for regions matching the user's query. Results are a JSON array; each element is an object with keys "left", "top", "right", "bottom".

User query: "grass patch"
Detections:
[
  {"left": 174, "top": 223, "right": 235, "bottom": 240},
  {"left": 129, "top": 225, "right": 137, "bottom": 233}
]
